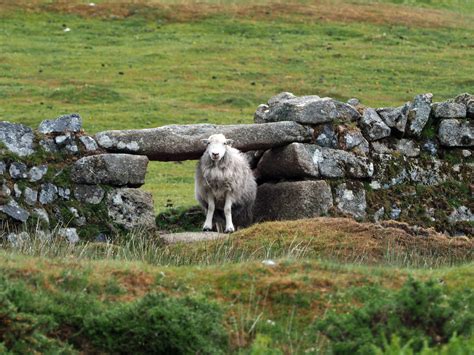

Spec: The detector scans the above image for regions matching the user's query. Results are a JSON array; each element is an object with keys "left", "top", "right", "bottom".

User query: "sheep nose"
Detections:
[{"left": 212, "top": 153, "right": 219, "bottom": 158}]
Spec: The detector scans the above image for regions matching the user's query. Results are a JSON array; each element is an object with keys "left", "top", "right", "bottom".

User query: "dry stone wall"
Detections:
[
  {"left": 0, "top": 115, "right": 156, "bottom": 244},
  {"left": 95, "top": 91, "right": 473, "bottom": 237},
  {"left": 1, "top": 92, "right": 473, "bottom": 240}
]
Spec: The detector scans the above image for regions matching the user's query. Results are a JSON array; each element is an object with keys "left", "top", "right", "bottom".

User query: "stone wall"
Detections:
[
  {"left": 0, "top": 115, "right": 156, "bottom": 243},
  {"left": 95, "top": 92, "right": 473, "bottom": 237},
  {"left": 1, "top": 92, "right": 473, "bottom": 240}
]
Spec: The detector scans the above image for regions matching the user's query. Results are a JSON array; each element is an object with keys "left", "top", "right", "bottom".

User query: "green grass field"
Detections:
[
  {"left": 1, "top": 0, "right": 473, "bottom": 211},
  {"left": 1, "top": 2, "right": 474, "bottom": 352}
]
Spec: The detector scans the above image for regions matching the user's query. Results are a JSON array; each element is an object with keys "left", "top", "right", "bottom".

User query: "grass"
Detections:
[
  {"left": 1, "top": 0, "right": 473, "bottom": 211},
  {"left": 1, "top": 3, "right": 473, "bottom": 351}
]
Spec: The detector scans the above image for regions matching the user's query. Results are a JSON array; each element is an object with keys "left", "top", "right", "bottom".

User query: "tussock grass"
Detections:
[{"left": 1, "top": 218, "right": 472, "bottom": 268}]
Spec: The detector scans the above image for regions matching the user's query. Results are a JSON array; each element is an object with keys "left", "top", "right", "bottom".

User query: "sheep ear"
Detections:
[
  {"left": 226, "top": 139, "right": 234, "bottom": 146},
  {"left": 201, "top": 139, "right": 209, "bottom": 145}
]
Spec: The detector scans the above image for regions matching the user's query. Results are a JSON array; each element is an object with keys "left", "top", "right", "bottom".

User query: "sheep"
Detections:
[{"left": 195, "top": 133, "right": 257, "bottom": 233}]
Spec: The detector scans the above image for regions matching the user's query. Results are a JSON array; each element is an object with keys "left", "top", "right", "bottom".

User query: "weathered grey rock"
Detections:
[
  {"left": 38, "top": 113, "right": 82, "bottom": 134},
  {"left": 448, "top": 206, "right": 474, "bottom": 223},
  {"left": 160, "top": 231, "right": 228, "bottom": 244},
  {"left": 71, "top": 154, "right": 148, "bottom": 186},
  {"left": 432, "top": 101, "right": 466, "bottom": 119},
  {"left": 58, "top": 228, "right": 80, "bottom": 243},
  {"left": 39, "top": 183, "right": 58, "bottom": 204},
  {"left": 74, "top": 185, "right": 105, "bottom": 204},
  {"left": 372, "top": 154, "right": 445, "bottom": 187},
  {"left": 453, "top": 93, "right": 474, "bottom": 118},
  {"left": 244, "top": 150, "right": 264, "bottom": 170},
  {"left": 1, "top": 180, "right": 11, "bottom": 199},
  {"left": 256, "top": 143, "right": 319, "bottom": 181},
  {"left": 96, "top": 121, "right": 312, "bottom": 161},
  {"left": 376, "top": 103, "right": 409, "bottom": 133},
  {"left": 13, "top": 184, "right": 22, "bottom": 198},
  {"left": 254, "top": 180, "right": 333, "bottom": 222},
  {"left": 0, "top": 122, "right": 35, "bottom": 157},
  {"left": 258, "top": 95, "right": 360, "bottom": 124},
  {"left": 39, "top": 139, "right": 58, "bottom": 153},
  {"left": 395, "top": 139, "right": 420, "bottom": 157},
  {"left": 9, "top": 162, "right": 28, "bottom": 179},
  {"left": 55, "top": 135, "right": 70, "bottom": 145},
  {"left": 313, "top": 146, "right": 374, "bottom": 179},
  {"left": 334, "top": 182, "right": 367, "bottom": 219},
  {"left": 407, "top": 93, "right": 433, "bottom": 136},
  {"left": 267, "top": 92, "right": 296, "bottom": 106},
  {"left": 340, "top": 129, "right": 370, "bottom": 155},
  {"left": 107, "top": 188, "right": 156, "bottom": 230},
  {"left": 28, "top": 165, "right": 48, "bottom": 182},
  {"left": 390, "top": 205, "right": 402, "bottom": 220},
  {"left": 438, "top": 119, "right": 473, "bottom": 147},
  {"left": 347, "top": 98, "right": 360, "bottom": 107},
  {"left": 79, "top": 135, "right": 99, "bottom": 151},
  {"left": 36, "top": 230, "right": 52, "bottom": 242},
  {"left": 315, "top": 124, "right": 338, "bottom": 148},
  {"left": 58, "top": 187, "right": 71, "bottom": 200},
  {"left": 7, "top": 232, "right": 30, "bottom": 247},
  {"left": 33, "top": 207, "right": 50, "bottom": 225},
  {"left": 0, "top": 202, "right": 29, "bottom": 222},
  {"left": 68, "top": 207, "right": 86, "bottom": 227},
  {"left": 373, "top": 207, "right": 385, "bottom": 223},
  {"left": 0, "top": 161, "right": 5, "bottom": 175},
  {"left": 359, "top": 108, "right": 391, "bottom": 141},
  {"left": 24, "top": 187, "right": 38, "bottom": 206},
  {"left": 422, "top": 140, "right": 438, "bottom": 156},
  {"left": 462, "top": 149, "right": 472, "bottom": 158},
  {"left": 254, "top": 104, "right": 270, "bottom": 124}
]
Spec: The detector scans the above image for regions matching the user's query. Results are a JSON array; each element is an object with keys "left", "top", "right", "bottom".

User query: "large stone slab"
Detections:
[
  {"left": 453, "top": 93, "right": 473, "bottom": 118},
  {"left": 359, "top": 108, "right": 391, "bottom": 141},
  {"left": 0, "top": 122, "right": 35, "bottom": 157},
  {"left": 160, "top": 232, "right": 228, "bottom": 244},
  {"left": 255, "top": 93, "right": 360, "bottom": 124},
  {"left": 71, "top": 154, "right": 148, "bottom": 186},
  {"left": 95, "top": 121, "right": 312, "bottom": 161},
  {"left": 254, "top": 180, "right": 333, "bottom": 222},
  {"left": 432, "top": 101, "right": 466, "bottom": 119},
  {"left": 257, "top": 144, "right": 373, "bottom": 181},
  {"left": 256, "top": 143, "right": 319, "bottom": 181},
  {"left": 313, "top": 146, "right": 374, "bottom": 179},
  {"left": 438, "top": 119, "right": 473, "bottom": 147},
  {"left": 407, "top": 93, "right": 433, "bottom": 136},
  {"left": 376, "top": 103, "right": 410, "bottom": 133},
  {"left": 107, "top": 188, "right": 156, "bottom": 230},
  {"left": 38, "top": 113, "right": 82, "bottom": 134}
]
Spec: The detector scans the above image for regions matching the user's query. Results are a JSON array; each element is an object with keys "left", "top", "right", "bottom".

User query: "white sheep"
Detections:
[{"left": 195, "top": 134, "right": 257, "bottom": 233}]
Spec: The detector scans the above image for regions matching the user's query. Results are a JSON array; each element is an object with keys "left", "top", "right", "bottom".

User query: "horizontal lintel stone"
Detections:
[{"left": 95, "top": 121, "right": 313, "bottom": 161}]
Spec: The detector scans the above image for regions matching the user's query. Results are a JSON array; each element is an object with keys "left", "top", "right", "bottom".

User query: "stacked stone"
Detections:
[
  {"left": 251, "top": 92, "right": 472, "bottom": 224},
  {"left": 0, "top": 114, "right": 155, "bottom": 244},
  {"left": 94, "top": 92, "right": 472, "bottom": 235}
]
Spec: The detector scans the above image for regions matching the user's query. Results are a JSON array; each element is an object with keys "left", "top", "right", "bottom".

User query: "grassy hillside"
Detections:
[
  {"left": 1, "top": 218, "right": 473, "bottom": 353},
  {"left": 1, "top": 0, "right": 473, "bottom": 211}
]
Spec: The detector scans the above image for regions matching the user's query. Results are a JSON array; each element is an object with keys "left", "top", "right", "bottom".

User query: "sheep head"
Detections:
[{"left": 202, "top": 134, "right": 234, "bottom": 162}]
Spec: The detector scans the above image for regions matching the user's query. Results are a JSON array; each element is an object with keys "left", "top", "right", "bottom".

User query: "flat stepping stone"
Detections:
[{"left": 160, "top": 231, "right": 228, "bottom": 244}]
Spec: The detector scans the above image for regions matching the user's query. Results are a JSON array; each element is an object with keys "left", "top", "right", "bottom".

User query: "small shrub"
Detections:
[{"left": 316, "top": 278, "right": 474, "bottom": 354}]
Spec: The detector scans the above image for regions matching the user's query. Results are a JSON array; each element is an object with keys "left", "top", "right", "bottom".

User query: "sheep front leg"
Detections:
[
  {"left": 224, "top": 194, "right": 235, "bottom": 233},
  {"left": 203, "top": 196, "right": 215, "bottom": 232}
]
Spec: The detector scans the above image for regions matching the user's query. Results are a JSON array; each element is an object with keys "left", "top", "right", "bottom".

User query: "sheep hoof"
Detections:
[
  {"left": 224, "top": 227, "right": 235, "bottom": 234},
  {"left": 202, "top": 227, "right": 213, "bottom": 232}
]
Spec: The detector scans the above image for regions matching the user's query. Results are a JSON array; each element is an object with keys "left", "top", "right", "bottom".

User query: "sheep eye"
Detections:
[{"left": 223, "top": 142, "right": 227, "bottom": 145}]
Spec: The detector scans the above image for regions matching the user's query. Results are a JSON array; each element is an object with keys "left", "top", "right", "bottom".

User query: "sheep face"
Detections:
[{"left": 202, "top": 134, "right": 234, "bottom": 162}]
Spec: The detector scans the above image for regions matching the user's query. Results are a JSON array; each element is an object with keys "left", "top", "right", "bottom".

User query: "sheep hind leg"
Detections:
[
  {"left": 203, "top": 197, "right": 215, "bottom": 231},
  {"left": 224, "top": 194, "right": 235, "bottom": 233}
]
